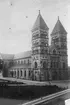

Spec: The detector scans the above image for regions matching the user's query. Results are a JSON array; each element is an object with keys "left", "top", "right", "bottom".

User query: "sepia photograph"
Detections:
[{"left": 0, "top": 0, "right": 70, "bottom": 105}]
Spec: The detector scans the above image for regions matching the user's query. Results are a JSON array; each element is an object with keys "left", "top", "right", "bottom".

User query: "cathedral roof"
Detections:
[
  {"left": 32, "top": 11, "right": 49, "bottom": 32},
  {"left": 51, "top": 17, "right": 67, "bottom": 35},
  {"left": 1, "top": 53, "right": 14, "bottom": 60},
  {"left": 0, "top": 51, "right": 31, "bottom": 60},
  {"left": 14, "top": 51, "right": 31, "bottom": 59}
]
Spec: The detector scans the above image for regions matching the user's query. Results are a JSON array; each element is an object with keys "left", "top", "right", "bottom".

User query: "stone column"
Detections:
[
  {"left": 26, "top": 69, "right": 29, "bottom": 79},
  {"left": 16, "top": 69, "right": 17, "bottom": 78},
  {"left": 22, "top": 69, "right": 24, "bottom": 78},
  {"left": 19, "top": 69, "right": 21, "bottom": 78}
]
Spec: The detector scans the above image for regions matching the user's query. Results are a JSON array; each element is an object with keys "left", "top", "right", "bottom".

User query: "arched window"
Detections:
[
  {"left": 63, "top": 62, "right": 65, "bottom": 68},
  {"left": 51, "top": 62, "right": 52, "bottom": 68},
  {"left": 11, "top": 70, "right": 13, "bottom": 77},
  {"left": 24, "top": 71, "right": 26, "bottom": 77},
  {"left": 53, "top": 49, "right": 56, "bottom": 54},
  {"left": 18, "top": 60, "right": 20, "bottom": 64},
  {"left": 43, "top": 61, "right": 46, "bottom": 69},
  {"left": 53, "top": 71, "right": 57, "bottom": 80},
  {"left": 17, "top": 70, "right": 19, "bottom": 77},
  {"left": 51, "top": 62, "right": 57, "bottom": 68},
  {"left": 28, "top": 59, "right": 29, "bottom": 64},
  {"left": 15, "top": 71, "right": 16, "bottom": 77},
  {"left": 21, "top": 60, "right": 23, "bottom": 64},
  {"left": 21, "top": 70, "right": 22, "bottom": 77},
  {"left": 29, "top": 71, "right": 30, "bottom": 77},
  {"left": 35, "top": 62, "right": 37, "bottom": 68}
]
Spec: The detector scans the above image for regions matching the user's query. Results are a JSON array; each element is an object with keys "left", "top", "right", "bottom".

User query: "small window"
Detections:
[
  {"left": 28, "top": 59, "right": 29, "bottom": 64},
  {"left": 21, "top": 60, "right": 23, "bottom": 64},
  {"left": 51, "top": 62, "right": 52, "bottom": 68},
  {"left": 24, "top": 71, "right": 26, "bottom": 77},
  {"left": 18, "top": 60, "right": 20, "bottom": 64},
  {"left": 35, "top": 62, "right": 37, "bottom": 68},
  {"left": 53, "top": 49, "right": 56, "bottom": 54},
  {"left": 15, "top": 71, "right": 16, "bottom": 76},
  {"left": 40, "top": 61, "right": 42, "bottom": 64},
  {"left": 29, "top": 71, "right": 30, "bottom": 77},
  {"left": 63, "top": 62, "right": 65, "bottom": 68},
  {"left": 43, "top": 62, "right": 46, "bottom": 69},
  {"left": 21, "top": 70, "right": 23, "bottom": 76}
]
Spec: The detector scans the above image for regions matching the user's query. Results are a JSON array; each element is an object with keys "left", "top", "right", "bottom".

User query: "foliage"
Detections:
[{"left": 2, "top": 60, "right": 14, "bottom": 77}]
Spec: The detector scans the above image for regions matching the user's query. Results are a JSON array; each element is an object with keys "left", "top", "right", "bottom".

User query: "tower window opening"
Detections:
[
  {"left": 53, "top": 49, "right": 56, "bottom": 54},
  {"left": 63, "top": 62, "right": 65, "bottom": 68},
  {"left": 43, "top": 61, "right": 46, "bottom": 69},
  {"left": 35, "top": 62, "right": 37, "bottom": 68}
]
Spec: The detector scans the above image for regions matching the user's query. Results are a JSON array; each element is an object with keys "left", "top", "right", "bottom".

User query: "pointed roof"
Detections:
[
  {"left": 32, "top": 10, "right": 49, "bottom": 32},
  {"left": 51, "top": 16, "right": 67, "bottom": 35}
]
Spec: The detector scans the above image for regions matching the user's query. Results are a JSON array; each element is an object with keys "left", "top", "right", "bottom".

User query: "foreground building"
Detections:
[{"left": 0, "top": 11, "right": 68, "bottom": 81}]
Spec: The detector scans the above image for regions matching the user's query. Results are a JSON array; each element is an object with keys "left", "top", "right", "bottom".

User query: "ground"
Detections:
[{"left": 0, "top": 98, "right": 28, "bottom": 105}]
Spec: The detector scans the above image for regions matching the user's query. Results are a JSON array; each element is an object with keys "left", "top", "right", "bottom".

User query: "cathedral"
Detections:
[{"left": 0, "top": 11, "right": 68, "bottom": 81}]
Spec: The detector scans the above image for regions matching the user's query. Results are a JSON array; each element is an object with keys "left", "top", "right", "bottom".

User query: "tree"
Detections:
[
  {"left": 2, "top": 62, "right": 8, "bottom": 77},
  {"left": 0, "top": 60, "right": 3, "bottom": 71},
  {"left": 2, "top": 60, "right": 14, "bottom": 77}
]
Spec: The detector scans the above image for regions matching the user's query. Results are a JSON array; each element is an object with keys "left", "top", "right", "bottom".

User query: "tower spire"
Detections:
[
  {"left": 51, "top": 16, "right": 67, "bottom": 35},
  {"left": 39, "top": 10, "right": 40, "bottom": 14},
  {"left": 32, "top": 10, "right": 49, "bottom": 31},
  {"left": 58, "top": 16, "right": 59, "bottom": 20}
]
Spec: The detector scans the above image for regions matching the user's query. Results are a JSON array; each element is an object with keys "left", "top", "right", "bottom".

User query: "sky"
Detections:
[{"left": 0, "top": 0, "right": 70, "bottom": 66}]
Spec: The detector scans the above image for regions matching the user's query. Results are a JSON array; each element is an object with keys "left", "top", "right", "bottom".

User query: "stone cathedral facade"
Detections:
[{"left": 0, "top": 11, "right": 68, "bottom": 81}]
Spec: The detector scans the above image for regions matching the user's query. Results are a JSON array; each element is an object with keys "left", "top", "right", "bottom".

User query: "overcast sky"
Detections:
[{"left": 0, "top": 0, "right": 70, "bottom": 65}]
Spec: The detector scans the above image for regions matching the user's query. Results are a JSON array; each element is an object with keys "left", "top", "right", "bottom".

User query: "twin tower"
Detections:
[{"left": 31, "top": 11, "right": 68, "bottom": 81}]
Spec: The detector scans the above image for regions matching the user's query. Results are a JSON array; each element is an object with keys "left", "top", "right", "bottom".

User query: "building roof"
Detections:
[
  {"left": 1, "top": 53, "right": 14, "bottom": 60},
  {"left": 0, "top": 51, "right": 31, "bottom": 60},
  {"left": 51, "top": 17, "right": 67, "bottom": 35},
  {"left": 32, "top": 10, "right": 49, "bottom": 32},
  {"left": 14, "top": 51, "right": 31, "bottom": 59}
]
